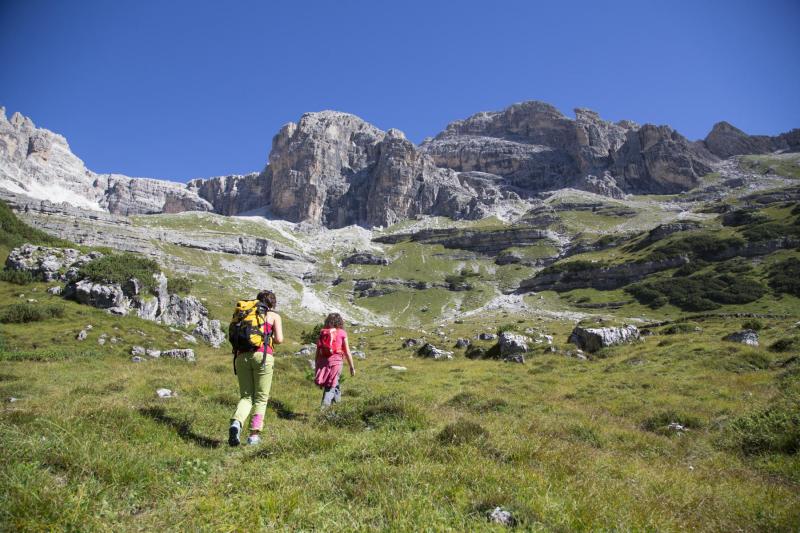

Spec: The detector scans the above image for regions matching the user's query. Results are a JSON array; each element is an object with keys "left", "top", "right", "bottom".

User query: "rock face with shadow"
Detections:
[{"left": 420, "top": 101, "right": 717, "bottom": 194}]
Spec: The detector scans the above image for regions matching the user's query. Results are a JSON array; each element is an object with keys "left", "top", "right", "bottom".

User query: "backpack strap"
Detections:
[{"left": 261, "top": 312, "right": 273, "bottom": 368}]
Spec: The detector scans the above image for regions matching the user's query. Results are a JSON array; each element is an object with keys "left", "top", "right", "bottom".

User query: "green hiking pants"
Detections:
[{"left": 231, "top": 352, "right": 274, "bottom": 431}]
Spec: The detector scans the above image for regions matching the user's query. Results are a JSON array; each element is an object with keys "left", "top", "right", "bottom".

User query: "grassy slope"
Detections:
[{"left": 1, "top": 311, "right": 798, "bottom": 530}]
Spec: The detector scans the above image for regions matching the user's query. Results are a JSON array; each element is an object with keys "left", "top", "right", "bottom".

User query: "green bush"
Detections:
[
  {"left": 168, "top": 275, "right": 193, "bottom": 295},
  {"left": 727, "top": 397, "right": 800, "bottom": 455},
  {"left": 300, "top": 323, "right": 324, "bottom": 345},
  {"left": 78, "top": 253, "right": 160, "bottom": 294},
  {"left": 626, "top": 272, "right": 766, "bottom": 312},
  {"left": 496, "top": 323, "right": 518, "bottom": 335},
  {"left": 645, "top": 234, "right": 745, "bottom": 263},
  {"left": 741, "top": 222, "right": 799, "bottom": 243},
  {"left": 0, "top": 269, "right": 35, "bottom": 285},
  {"left": 0, "top": 302, "right": 65, "bottom": 323},
  {"left": 661, "top": 323, "right": 698, "bottom": 335},
  {"left": 741, "top": 319, "right": 764, "bottom": 331},
  {"left": 768, "top": 257, "right": 800, "bottom": 297}
]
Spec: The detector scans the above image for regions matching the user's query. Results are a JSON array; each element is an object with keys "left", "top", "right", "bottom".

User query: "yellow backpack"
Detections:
[{"left": 228, "top": 300, "right": 273, "bottom": 372}]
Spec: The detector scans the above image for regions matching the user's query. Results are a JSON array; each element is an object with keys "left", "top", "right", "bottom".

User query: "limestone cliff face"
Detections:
[
  {"left": 703, "top": 121, "right": 800, "bottom": 158},
  {"left": 420, "top": 101, "right": 715, "bottom": 194},
  {"left": 187, "top": 170, "right": 271, "bottom": 216},
  {"left": 0, "top": 107, "right": 212, "bottom": 215},
  {"left": 268, "top": 112, "right": 479, "bottom": 227}
]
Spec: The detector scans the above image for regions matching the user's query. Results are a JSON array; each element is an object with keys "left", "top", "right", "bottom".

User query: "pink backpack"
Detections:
[{"left": 317, "top": 328, "right": 342, "bottom": 358}]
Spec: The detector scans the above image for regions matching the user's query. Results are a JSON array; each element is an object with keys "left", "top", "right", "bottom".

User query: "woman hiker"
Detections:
[
  {"left": 314, "top": 312, "right": 356, "bottom": 406},
  {"left": 228, "top": 290, "right": 284, "bottom": 446}
]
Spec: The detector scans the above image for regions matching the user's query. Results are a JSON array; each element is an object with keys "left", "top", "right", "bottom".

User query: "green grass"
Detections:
[
  {"left": 2, "top": 280, "right": 800, "bottom": 530},
  {"left": 740, "top": 153, "right": 800, "bottom": 179}
]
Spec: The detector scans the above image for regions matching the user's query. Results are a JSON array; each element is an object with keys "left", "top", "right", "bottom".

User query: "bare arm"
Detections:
[
  {"left": 271, "top": 313, "right": 284, "bottom": 344},
  {"left": 343, "top": 336, "right": 355, "bottom": 376}
]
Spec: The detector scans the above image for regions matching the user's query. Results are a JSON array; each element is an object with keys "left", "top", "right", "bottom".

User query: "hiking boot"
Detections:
[
  {"left": 228, "top": 420, "right": 241, "bottom": 447},
  {"left": 246, "top": 434, "right": 261, "bottom": 446}
]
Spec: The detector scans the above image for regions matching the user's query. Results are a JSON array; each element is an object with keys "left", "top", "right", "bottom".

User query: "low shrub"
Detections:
[
  {"left": 741, "top": 319, "right": 764, "bottom": 331},
  {"left": 0, "top": 302, "right": 65, "bottom": 323},
  {"left": 768, "top": 257, "right": 800, "bottom": 297},
  {"left": 0, "top": 269, "right": 35, "bottom": 285},
  {"left": 727, "top": 397, "right": 800, "bottom": 455},
  {"left": 645, "top": 234, "right": 745, "bottom": 263},
  {"left": 78, "top": 253, "right": 161, "bottom": 294},
  {"left": 626, "top": 272, "right": 766, "bottom": 311},
  {"left": 740, "top": 222, "right": 799, "bottom": 243},
  {"left": 437, "top": 419, "right": 489, "bottom": 445},
  {"left": 496, "top": 323, "right": 517, "bottom": 335},
  {"left": 300, "top": 323, "right": 323, "bottom": 345},
  {"left": 0, "top": 199, "right": 73, "bottom": 249},
  {"left": 661, "top": 323, "right": 699, "bottom": 335},
  {"left": 167, "top": 275, "right": 193, "bottom": 295}
]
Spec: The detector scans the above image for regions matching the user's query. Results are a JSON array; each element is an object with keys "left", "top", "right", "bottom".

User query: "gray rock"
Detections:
[
  {"left": 296, "top": 346, "right": 314, "bottom": 357},
  {"left": 155, "top": 388, "right": 175, "bottom": 398},
  {"left": 131, "top": 346, "right": 146, "bottom": 356},
  {"left": 192, "top": 319, "right": 225, "bottom": 348},
  {"left": 107, "top": 306, "right": 128, "bottom": 316},
  {"left": 47, "top": 286, "right": 62, "bottom": 295},
  {"left": 402, "top": 338, "right": 420, "bottom": 348},
  {"left": 64, "top": 279, "right": 125, "bottom": 309},
  {"left": 341, "top": 252, "right": 390, "bottom": 267},
  {"left": 488, "top": 507, "right": 515, "bottom": 526},
  {"left": 417, "top": 343, "right": 454, "bottom": 360},
  {"left": 478, "top": 332, "right": 497, "bottom": 341},
  {"left": 499, "top": 332, "right": 531, "bottom": 359},
  {"left": 131, "top": 356, "right": 145, "bottom": 363},
  {"left": 161, "top": 349, "right": 196, "bottom": 362},
  {"left": 76, "top": 329, "right": 88, "bottom": 341},
  {"left": 568, "top": 325, "right": 640, "bottom": 353},
  {"left": 454, "top": 338, "right": 471, "bottom": 349},
  {"left": 182, "top": 334, "right": 197, "bottom": 344},
  {"left": 723, "top": 329, "right": 759, "bottom": 347},
  {"left": 390, "top": 365, "right": 407, "bottom": 371},
  {"left": 145, "top": 349, "right": 161, "bottom": 358},
  {"left": 308, "top": 359, "right": 316, "bottom": 370},
  {"left": 4, "top": 244, "right": 102, "bottom": 282},
  {"left": 352, "top": 350, "right": 366, "bottom": 360},
  {"left": 7, "top": 396, "right": 20, "bottom": 403},
  {"left": 504, "top": 354, "right": 526, "bottom": 364}
]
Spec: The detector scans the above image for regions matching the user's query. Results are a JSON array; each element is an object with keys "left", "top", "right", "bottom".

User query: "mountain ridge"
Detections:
[{"left": 1, "top": 102, "right": 797, "bottom": 228}]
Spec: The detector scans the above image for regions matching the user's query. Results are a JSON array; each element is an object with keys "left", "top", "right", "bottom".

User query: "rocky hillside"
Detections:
[{"left": 3, "top": 102, "right": 797, "bottom": 229}]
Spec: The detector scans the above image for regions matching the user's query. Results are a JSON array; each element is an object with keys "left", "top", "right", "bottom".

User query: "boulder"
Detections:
[
  {"left": 47, "top": 286, "right": 62, "bottom": 295},
  {"left": 454, "top": 338, "right": 471, "bottom": 349},
  {"left": 64, "top": 279, "right": 125, "bottom": 309},
  {"left": 722, "top": 329, "right": 759, "bottom": 347},
  {"left": 341, "top": 252, "right": 390, "bottom": 267},
  {"left": 76, "top": 329, "right": 88, "bottom": 341},
  {"left": 568, "top": 325, "right": 640, "bottom": 353},
  {"left": 146, "top": 349, "right": 161, "bottom": 358},
  {"left": 192, "top": 319, "right": 225, "bottom": 347},
  {"left": 161, "top": 349, "right": 196, "bottom": 362},
  {"left": 478, "top": 332, "right": 497, "bottom": 341},
  {"left": 417, "top": 343, "right": 454, "bottom": 360},
  {"left": 131, "top": 345, "right": 146, "bottom": 356},
  {"left": 402, "top": 338, "right": 420, "bottom": 348},
  {"left": 352, "top": 350, "right": 366, "bottom": 360},
  {"left": 499, "top": 332, "right": 531, "bottom": 359}
]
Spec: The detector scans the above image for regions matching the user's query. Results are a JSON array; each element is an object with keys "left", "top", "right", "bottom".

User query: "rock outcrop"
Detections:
[
  {"left": 5, "top": 243, "right": 103, "bottom": 282},
  {"left": 0, "top": 108, "right": 213, "bottom": 215},
  {"left": 187, "top": 171, "right": 271, "bottom": 216},
  {"left": 703, "top": 121, "right": 800, "bottom": 158},
  {"left": 268, "top": 112, "right": 481, "bottom": 227},
  {"left": 5, "top": 243, "right": 225, "bottom": 347},
  {"left": 568, "top": 325, "right": 640, "bottom": 353},
  {"left": 722, "top": 329, "right": 759, "bottom": 347},
  {"left": 420, "top": 101, "right": 717, "bottom": 194},
  {"left": 498, "top": 332, "right": 531, "bottom": 359}
]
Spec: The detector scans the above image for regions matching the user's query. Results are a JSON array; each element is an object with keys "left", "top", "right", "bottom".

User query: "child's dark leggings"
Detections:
[{"left": 321, "top": 384, "right": 341, "bottom": 406}]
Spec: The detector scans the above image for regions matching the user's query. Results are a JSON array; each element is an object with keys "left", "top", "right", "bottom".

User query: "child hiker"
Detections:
[{"left": 315, "top": 313, "right": 356, "bottom": 406}]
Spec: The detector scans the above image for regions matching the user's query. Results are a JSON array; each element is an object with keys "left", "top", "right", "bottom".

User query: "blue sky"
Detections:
[{"left": 1, "top": 0, "right": 799, "bottom": 182}]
